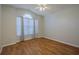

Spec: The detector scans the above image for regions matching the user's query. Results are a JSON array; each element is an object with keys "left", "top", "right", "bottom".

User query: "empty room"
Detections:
[{"left": 0, "top": 4, "right": 79, "bottom": 55}]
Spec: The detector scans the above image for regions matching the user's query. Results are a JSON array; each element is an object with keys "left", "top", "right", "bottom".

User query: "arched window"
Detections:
[
  {"left": 16, "top": 14, "right": 38, "bottom": 37},
  {"left": 23, "top": 14, "right": 34, "bottom": 35}
]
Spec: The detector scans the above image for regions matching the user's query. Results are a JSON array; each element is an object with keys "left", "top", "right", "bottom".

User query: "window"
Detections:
[
  {"left": 23, "top": 17, "right": 34, "bottom": 35},
  {"left": 16, "top": 17, "right": 21, "bottom": 36},
  {"left": 16, "top": 14, "right": 38, "bottom": 36}
]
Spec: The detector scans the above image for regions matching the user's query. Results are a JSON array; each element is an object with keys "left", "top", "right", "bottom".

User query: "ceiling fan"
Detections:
[{"left": 35, "top": 4, "right": 49, "bottom": 11}]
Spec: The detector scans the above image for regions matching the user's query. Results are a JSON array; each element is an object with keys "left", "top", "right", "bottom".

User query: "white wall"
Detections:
[
  {"left": 0, "top": 5, "right": 2, "bottom": 49},
  {"left": 36, "top": 16, "right": 44, "bottom": 37},
  {"left": 44, "top": 6, "right": 79, "bottom": 47},
  {"left": 2, "top": 5, "right": 18, "bottom": 47},
  {"left": 2, "top": 5, "right": 44, "bottom": 47}
]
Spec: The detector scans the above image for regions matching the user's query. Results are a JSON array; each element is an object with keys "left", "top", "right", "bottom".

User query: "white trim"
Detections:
[
  {"left": 2, "top": 40, "right": 20, "bottom": 48},
  {"left": 45, "top": 36, "right": 79, "bottom": 48},
  {"left": 1, "top": 37, "right": 43, "bottom": 48},
  {"left": 0, "top": 41, "right": 19, "bottom": 54},
  {"left": 1, "top": 38, "right": 34, "bottom": 48}
]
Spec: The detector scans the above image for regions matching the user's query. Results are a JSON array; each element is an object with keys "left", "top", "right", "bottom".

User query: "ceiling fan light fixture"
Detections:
[{"left": 35, "top": 4, "right": 48, "bottom": 11}]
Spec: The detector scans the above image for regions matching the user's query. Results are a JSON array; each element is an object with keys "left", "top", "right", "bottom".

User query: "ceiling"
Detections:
[{"left": 8, "top": 4, "right": 78, "bottom": 16}]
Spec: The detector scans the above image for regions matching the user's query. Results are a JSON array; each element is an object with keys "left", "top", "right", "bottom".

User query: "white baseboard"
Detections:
[
  {"left": 0, "top": 41, "right": 19, "bottom": 54},
  {"left": 1, "top": 36, "right": 79, "bottom": 52},
  {"left": 1, "top": 38, "right": 35, "bottom": 48},
  {"left": 2, "top": 40, "right": 20, "bottom": 48},
  {"left": 45, "top": 36, "right": 79, "bottom": 48}
]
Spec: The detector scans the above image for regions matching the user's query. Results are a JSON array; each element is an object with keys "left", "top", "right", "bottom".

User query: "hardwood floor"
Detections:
[{"left": 1, "top": 38, "right": 79, "bottom": 55}]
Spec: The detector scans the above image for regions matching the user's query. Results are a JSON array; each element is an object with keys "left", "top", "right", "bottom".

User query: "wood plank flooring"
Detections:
[{"left": 1, "top": 38, "right": 79, "bottom": 55}]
